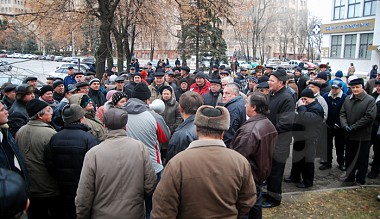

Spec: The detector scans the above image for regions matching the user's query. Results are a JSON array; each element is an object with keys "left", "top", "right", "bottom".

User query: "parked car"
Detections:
[
  {"left": 280, "top": 62, "right": 291, "bottom": 69},
  {"left": 304, "top": 62, "right": 317, "bottom": 69},
  {"left": 0, "top": 54, "right": 7, "bottom": 58},
  {"left": 288, "top": 60, "right": 301, "bottom": 68},
  {"left": 49, "top": 66, "right": 83, "bottom": 79},
  {"left": 0, "top": 60, "right": 12, "bottom": 72},
  {"left": 54, "top": 56, "right": 63, "bottom": 62},
  {"left": 81, "top": 57, "right": 95, "bottom": 64},
  {"left": 265, "top": 62, "right": 278, "bottom": 69},
  {"left": 57, "top": 63, "right": 89, "bottom": 72},
  {"left": 237, "top": 61, "right": 252, "bottom": 70},
  {"left": 0, "top": 73, "right": 45, "bottom": 88},
  {"left": 62, "top": 57, "right": 71, "bottom": 62}
]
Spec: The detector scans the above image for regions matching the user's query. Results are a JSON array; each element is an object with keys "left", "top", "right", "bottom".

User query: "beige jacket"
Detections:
[
  {"left": 75, "top": 129, "right": 157, "bottom": 219},
  {"left": 152, "top": 139, "right": 256, "bottom": 219}
]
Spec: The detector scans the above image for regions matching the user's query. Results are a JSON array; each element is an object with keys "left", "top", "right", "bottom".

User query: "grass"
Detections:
[{"left": 263, "top": 187, "right": 380, "bottom": 218}]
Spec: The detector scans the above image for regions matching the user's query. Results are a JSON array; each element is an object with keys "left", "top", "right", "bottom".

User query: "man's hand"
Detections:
[{"left": 343, "top": 125, "right": 352, "bottom": 133}]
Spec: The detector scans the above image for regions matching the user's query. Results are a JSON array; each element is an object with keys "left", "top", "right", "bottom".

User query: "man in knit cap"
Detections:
[
  {"left": 16, "top": 99, "right": 62, "bottom": 218},
  {"left": 76, "top": 108, "right": 157, "bottom": 219},
  {"left": 88, "top": 78, "right": 106, "bottom": 108},
  {"left": 152, "top": 105, "right": 256, "bottom": 218},
  {"left": 39, "top": 85, "right": 59, "bottom": 109},
  {"left": 122, "top": 82, "right": 170, "bottom": 218},
  {"left": 52, "top": 80, "right": 65, "bottom": 102}
]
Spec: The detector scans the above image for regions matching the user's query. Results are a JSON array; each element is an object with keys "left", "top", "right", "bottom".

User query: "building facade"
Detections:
[{"left": 320, "top": 0, "right": 379, "bottom": 75}]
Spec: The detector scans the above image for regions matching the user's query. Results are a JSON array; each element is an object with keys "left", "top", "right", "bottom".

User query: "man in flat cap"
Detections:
[
  {"left": 340, "top": 78, "right": 376, "bottom": 185},
  {"left": 24, "top": 76, "right": 40, "bottom": 98},
  {"left": 149, "top": 70, "right": 169, "bottom": 103},
  {"left": 76, "top": 108, "right": 157, "bottom": 219},
  {"left": 152, "top": 105, "right": 256, "bottom": 218},
  {"left": 16, "top": 99, "right": 62, "bottom": 218},
  {"left": 2, "top": 84, "right": 16, "bottom": 109},
  {"left": 64, "top": 66, "right": 76, "bottom": 88},
  {"left": 8, "top": 84, "right": 35, "bottom": 137},
  {"left": 264, "top": 70, "right": 295, "bottom": 208}
]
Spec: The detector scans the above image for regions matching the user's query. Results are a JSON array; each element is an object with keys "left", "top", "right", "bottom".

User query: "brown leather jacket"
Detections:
[{"left": 231, "top": 114, "right": 278, "bottom": 185}]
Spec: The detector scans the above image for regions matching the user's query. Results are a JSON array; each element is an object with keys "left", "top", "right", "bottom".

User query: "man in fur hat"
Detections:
[{"left": 152, "top": 105, "right": 256, "bottom": 218}]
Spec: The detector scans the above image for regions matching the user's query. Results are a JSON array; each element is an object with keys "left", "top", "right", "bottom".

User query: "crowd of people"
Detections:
[{"left": 0, "top": 59, "right": 379, "bottom": 219}]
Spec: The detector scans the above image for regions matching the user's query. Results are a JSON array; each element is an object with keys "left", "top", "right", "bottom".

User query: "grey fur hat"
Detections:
[{"left": 194, "top": 105, "right": 230, "bottom": 131}]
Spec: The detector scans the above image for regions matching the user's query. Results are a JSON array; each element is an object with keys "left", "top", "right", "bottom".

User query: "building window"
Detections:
[
  {"left": 359, "top": 33, "right": 373, "bottom": 59},
  {"left": 363, "top": 0, "right": 376, "bottom": 16},
  {"left": 334, "top": 0, "right": 345, "bottom": 20},
  {"left": 344, "top": 34, "right": 357, "bottom": 58},
  {"left": 331, "top": 35, "right": 342, "bottom": 58},
  {"left": 348, "top": 0, "right": 361, "bottom": 18}
]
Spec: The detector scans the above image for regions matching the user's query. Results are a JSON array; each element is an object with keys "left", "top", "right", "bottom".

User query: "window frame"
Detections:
[
  {"left": 330, "top": 35, "right": 342, "bottom": 58},
  {"left": 347, "top": 0, "right": 361, "bottom": 18},
  {"left": 344, "top": 34, "right": 357, "bottom": 58},
  {"left": 363, "top": 0, "right": 377, "bottom": 16},
  {"left": 334, "top": 0, "right": 346, "bottom": 20},
  {"left": 359, "top": 33, "right": 373, "bottom": 59}
]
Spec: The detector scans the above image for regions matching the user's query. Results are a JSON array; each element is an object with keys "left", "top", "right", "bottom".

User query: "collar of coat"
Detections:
[
  {"left": 328, "top": 90, "right": 343, "bottom": 99},
  {"left": 187, "top": 139, "right": 226, "bottom": 150},
  {"left": 27, "top": 120, "right": 55, "bottom": 129},
  {"left": 103, "top": 129, "right": 128, "bottom": 139},
  {"left": 350, "top": 90, "right": 367, "bottom": 100}
]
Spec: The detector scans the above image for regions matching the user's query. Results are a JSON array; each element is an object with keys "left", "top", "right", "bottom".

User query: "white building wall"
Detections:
[{"left": 321, "top": 0, "right": 378, "bottom": 77}]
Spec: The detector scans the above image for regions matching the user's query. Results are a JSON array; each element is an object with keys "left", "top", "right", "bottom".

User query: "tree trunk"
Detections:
[
  {"left": 96, "top": 21, "right": 111, "bottom": 79},
  {"left": 115, "top": 33, "right": 124, "bottom": 73}
]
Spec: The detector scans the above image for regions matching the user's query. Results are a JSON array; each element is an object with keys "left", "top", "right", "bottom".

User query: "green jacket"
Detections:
[{"left": 16, "top": 120, "right": 60, "bottom": 197}]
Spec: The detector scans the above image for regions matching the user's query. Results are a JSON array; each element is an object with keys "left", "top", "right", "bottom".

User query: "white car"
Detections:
[{"left": 238, "top": 61, "right": 252, "bottom": 70}]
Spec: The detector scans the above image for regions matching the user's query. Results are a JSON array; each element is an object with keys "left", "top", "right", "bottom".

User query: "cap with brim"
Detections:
[
  {"left": 257, "top": 82, "right": 269, "bottom": 89},
  {"left": 115, "top": 76, "right": 124, "bottom": 83},
  {"left": 331, "top": 81, "right": 342, "bottom": 88},
  {"left": 308, "top": 81, "right": 321, "bottom": 89},
  {"left": 68, "top": 66, "right": 74, "bottom": 70},
  {"left": 130, "top": 67, "right": 135, "bottom": 70},
  {"left": 265, "top": 66, "right": 274, "bottom": 70},
  {"left": 209, "top": 79, "right": 222, "bottom": 86},
  {"left": 220, "top": 71, "right": 230, "bottom": 75},
  {"left": 300, "top": 88, "right": 314, "bottom": 98},
  {"left": 375, "top": 80, "right": 380, "bottom": 85},
  {"left": 3, "top": 84, "right": 16, "bottom": 93},
  {"left": 155, "top": 70, "right": 165, "bottom": 77},
  {"left": 66, "top": 84, "right": 77, "bottom": 94},
  {"left": 24, "top": 76, "right": 37, "bottom": 83},
  {"left": 74, "top": 72, "right": 84, "bottom": 76},
  {"left": 219, "top": 65, "right": 226, "bottom": 69},
  {"left": 166, "top": 71, "right": 174, "bottom": 75},
  {"left": 349, "top": 78, "right": 364, "bottom": 86},
  {"left": 240, "top": 66, "right": 247, "bottom": 71},
  {"left": 75, "top": 82, "right": 89, "bottom": 89},
  {"left": 85, "top": 72, "right": 96, "bottom": 76}
]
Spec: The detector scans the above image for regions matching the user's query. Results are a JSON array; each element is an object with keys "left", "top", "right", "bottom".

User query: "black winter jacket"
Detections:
[
  {"left": 223, "top": 96, "right": 246, "bottom": 147},
  {"left": 44, "top": 123, "right": 99, "bottom": 219},
  {"left": 202, "top": 90, "right": 222, "bottom": 107},
  {"left": 8, "top": 100, "right": 28, "bottom": 137},
  {"left": 167, "top": 115, "right": 197, "bottom": 162},
  {"left": 88, "top": 88, "right": 106, "bottom": 108},
  {"left": 323, "top": 91, "right": 347, "bottom": 129}
]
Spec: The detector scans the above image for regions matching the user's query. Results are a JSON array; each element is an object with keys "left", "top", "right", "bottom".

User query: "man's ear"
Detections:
[{"left": 179, "top": 104, "right": 183, "bottom": 114}]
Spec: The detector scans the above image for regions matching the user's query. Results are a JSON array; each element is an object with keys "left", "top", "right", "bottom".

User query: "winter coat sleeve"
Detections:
[
  {"left": 236, "top": 161, "right": 257, "bottom": 218},
  {"left": 339, "top": 99, "right": 349, "bottom": 128},
  {"left": 44, "top": 140, "right": 56, "bottom": 178},
  {"left": 276, "top": 99, "right": 296, "bottom": 134},
  {"left": 8, "top": 112, "right": 27, "bottom": 137},
  {"left": 143, "top": 143, "right": 157, "bottom": 195},
  {"left": 151, "top": 162, "right": 181, "bottom": 218},
  {"left": 350, "top": 97, "right": 376, "bottom": 131},
  {"left": 296, "top": 105, "right": 324, "bottom": 124},
  {"left": 167, "top": 129, "right": 196, "bottom": 162},
  {"left": 75, "top": 151, "right": 96, "bottom": 219},
  {"left": 224, "top": 105, "right": 246, "bottom": 147}
]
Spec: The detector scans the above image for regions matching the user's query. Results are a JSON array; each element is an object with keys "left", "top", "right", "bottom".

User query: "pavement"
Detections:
[{"left": 274, "top": 144, "right": 380, "bottom": 195}]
